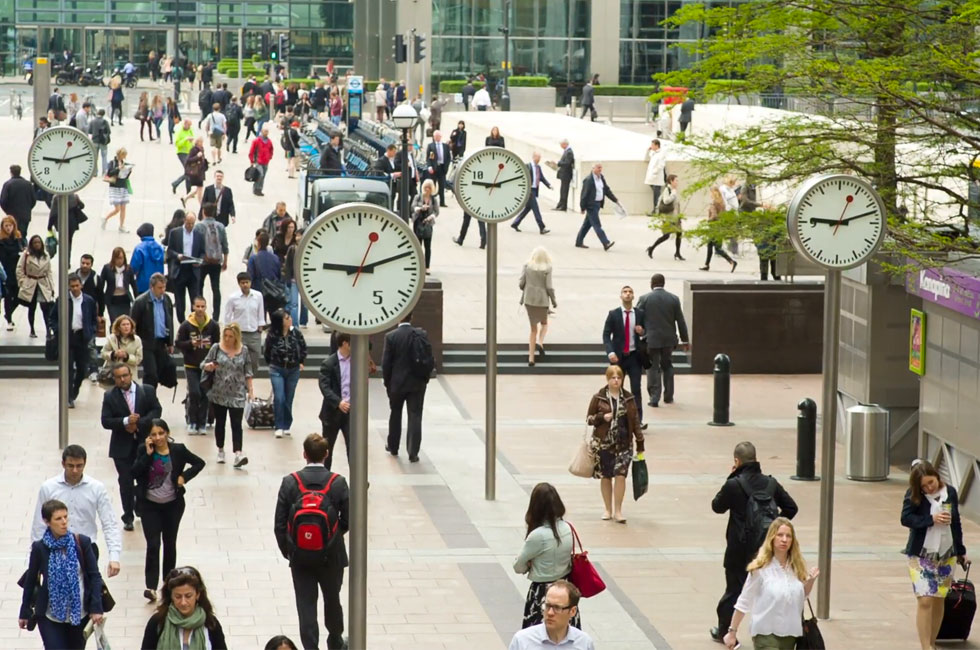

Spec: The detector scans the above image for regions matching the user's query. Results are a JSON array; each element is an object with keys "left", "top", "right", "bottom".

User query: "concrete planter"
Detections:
[
  {"left": 592, "top": 95, "right": 652, "bottom": 119},
  {"left": 508, "top": 86, "right": 556, "bottom": 112}
]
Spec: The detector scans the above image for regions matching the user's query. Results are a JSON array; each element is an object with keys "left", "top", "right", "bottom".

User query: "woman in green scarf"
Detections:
[{"left": 140, "top": 567, "right": 227, "bottom": 649}]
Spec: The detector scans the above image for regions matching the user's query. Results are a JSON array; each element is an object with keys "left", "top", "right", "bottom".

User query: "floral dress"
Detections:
[{"left": 586, "top": 388, "right": 643, "bottom": 479}]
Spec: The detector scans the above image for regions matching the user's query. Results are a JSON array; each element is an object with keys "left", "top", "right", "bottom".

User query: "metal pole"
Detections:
[
  {"left": 216, "top": 4, "right": 221, "bottom": 61},
  {"left": 58, "top": 193, "right": 70, "bottom": 448},
  {"left": 421, "top": 35, "right": 428, "bottom": 101},
  {"left": 501, "top": 1, "right": 511, "bottom": 111},
  {"left": 817, "top": 269, "right": 841, "bottom": 619},
  {"left": 348, "top": 334, "right": 370, "bottom": 649},
  {"left": 237, "top": 28, "right": 243, "bottom": 81},
  {"left": 400, "top": 127, "right": 410, "bottom": 221},
  {"left": 406, "top": 30, "right": 414, "bottom": 107},
  {"left": 485, "top": 222, "right": 497, "bottom": 500}
]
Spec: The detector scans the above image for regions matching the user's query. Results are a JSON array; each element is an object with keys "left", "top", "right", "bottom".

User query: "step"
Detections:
[{"left": 441, "top": 361, "right": 693, "bottom": 375}]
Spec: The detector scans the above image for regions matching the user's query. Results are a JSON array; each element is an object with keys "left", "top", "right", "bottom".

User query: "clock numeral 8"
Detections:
[
  {"left": 372, "top": 290, "right": 383, "bottom": 305},
  {"left": 44, "top": 167, "right": 50, "bottom": 175}
]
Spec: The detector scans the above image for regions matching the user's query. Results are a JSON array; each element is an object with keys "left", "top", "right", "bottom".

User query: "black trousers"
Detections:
[
  {"left": 105, "top": 294, "right": 131, "bottom": 325},
  {"left": 616, "top": 351, "right": 644, "bottom": 423},
  {"left": 387, "top": 386, "right": 426, "bottom": 458},
  {"left": 292, "top": 561, "right": 345, "bottom": 650},
  {"left": 141, "top": 497, "right": 186, "bottom": 589},
  {"left": 759, "top": 258, "right": 779, "bottom": 281},
  {"left": 141, "top": 338, "right": 170, "bottom": 388},
  {"left": 68, "top": 330, "right": 89, "bottom": 401},
  {"left": 458, "top": 213, "right": 486, "bottom": 245},
  {"left": 705, "top": 240, "right": 734, "bottom": 266},
  {"left": 651, "top": 231, "right": 682, "bottom": 256},
  {"left": 226, "top": 122, "right": 240, "bottom": 152},
  {"left": 556, "top": 177, "right": 571, "bottom": 210},
  {"left": 113, "top": 453, "right": 137, "bottom": 524},
  {"left": 322, "top": 412, "right": 350, "bottom": 471},
  {"left": 199, "top": 264, "right": 222, "bottom": 320},
  {"left": 213, "top": 403, "right": 243, "bottom": 452},
  {"left": 185, "top": 367, "right": 209, "bottom": 428},
  {"left": 716, "top": 566, "right": 748, "bottom": 629},
  {"left": 428, "top": 169, "right": 448, "bottom": 206},
  {"left": 172, "top": 268, "right": 199, "bottom": 323},
  {"left": 646, "top": 346, "right": 675, "bottom": 405}
]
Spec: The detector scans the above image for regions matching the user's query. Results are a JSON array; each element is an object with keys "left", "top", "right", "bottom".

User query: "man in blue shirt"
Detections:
[
  {"left": 130, "top": 273, "right": 174, "bottom": 388},
  {"left": 508, "top": 581, "right": 596, "bottom": 649}
]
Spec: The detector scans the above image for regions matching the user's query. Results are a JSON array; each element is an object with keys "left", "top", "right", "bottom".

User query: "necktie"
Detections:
[
  {"left": 535, "top": 164, "right": 542, "bottom": 188},
  {"left": 624, "top": 311, "right": 631, "bottom": 355},
  {"left": 124, "top": 388, "right": 135, "bottom": 413}
]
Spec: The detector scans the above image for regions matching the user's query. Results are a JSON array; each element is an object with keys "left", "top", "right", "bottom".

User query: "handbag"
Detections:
[
  {"left": 632, "top": 457, "right": 649, "bottom": 501},
  {"left": 97, "top": 363, "right": 116, "bottom": 389},
  {"left": 796, "top": 598, "right": 825, "bottom": 649},
  {"left": 244, "top": 165, "right": 259, "bottom": 182},
  {"left": 566, "top": 522, "right": 606, "bottom": 598},
  {"left": 568, "top": 426, "right": 594, "bottom": 478},
  {"left": 75, "top": 534, "right": 116, "bottom": 613},
  {"left": 16, "top": 569, "right": 38, "bottom": 630},
  {"left": 45, "top": 230, "right": 58, "bottom": 258},
  {"left": 262, "top": 277, "right": 288, "bottom": 311},
  {"left": 200, "top": 368, "right": 215, "bottom": 393}
]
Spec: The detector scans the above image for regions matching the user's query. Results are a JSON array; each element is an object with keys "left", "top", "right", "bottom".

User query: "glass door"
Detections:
[
  {"left": 84, "top": 27, "right": 129, "bottom": 71},
  {"left": 133, "top": 29, "right": 168, "bottom": 75}
]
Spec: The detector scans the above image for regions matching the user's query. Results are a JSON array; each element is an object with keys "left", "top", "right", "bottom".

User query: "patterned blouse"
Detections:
[
  {"left": 203, "top": 345, "right": 253, "bottom": 408},
  {"left": 263, "top": 327, "right": 308, "bottom": 369}
]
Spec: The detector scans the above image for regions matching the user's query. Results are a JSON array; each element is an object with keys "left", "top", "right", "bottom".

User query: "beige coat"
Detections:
[
  {"left": 519, "top": 265, "right": 557, "bottom": 308},
  {"left": 15, "top": 250, "right": 55, "bottom": 303},
  {"left": 101, "top": 333, "right": 144, "bottom": 374}
]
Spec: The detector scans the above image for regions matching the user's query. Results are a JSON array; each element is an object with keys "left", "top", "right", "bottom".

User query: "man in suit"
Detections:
[
  {"left": 636, "top": 273, "right": 690, "bottom": 407},
  {"left": 393, "top": 143, "right": 418, "bottom": 217},
  {"left": 576, "top": 163, "right": 617, "bottom": 251},
  {"left": 372, "top": 144, "right": 402, "bottom": 212},
  {"left": 274, "top": 434, "right": 350, "bottom": 650},
  {"left": 130, "top": 273, "right": 175, "bottom": 388},
  {"left": 383, "top": 314, "right": 431, "bottom": 462},
  {"left": 425, "top": 130, "right": 452, "bottom": 207},
  {"left": 51, "top": 274, "right": 98, "bottom": 408},
  {"left": 101, "top": 362, "right": 162, "bottom": 530},
  {"left": 318, "top": 332, "right": 352, "bottom": 471},
  {"left": 555, "top": 139, "right": 575, "bottom": 211},
  {"left": 580, "top": 80, "right": 597, "bottom": 121},
  {"left": 201, "top": 170, "right": 236, "bottom": 226},
  {"left": 511, "top": 152, "right": 552, "bottom": 235},
  {"left": 319, "top": 134, "right": 345, "bottom": 174},
  {"left": 166, "top": 210, "right": 205, "bottom": 323},
  {"left": 603, "top": 285, "right": 647, "bottom": 429},
  {"left": 0, "top": 164, "right": 37, "bottom": 234}
]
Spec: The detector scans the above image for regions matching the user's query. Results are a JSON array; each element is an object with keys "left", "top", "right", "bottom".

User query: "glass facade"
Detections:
[{"left": 619, "top": 0, "right": 708, "bottom": 83}]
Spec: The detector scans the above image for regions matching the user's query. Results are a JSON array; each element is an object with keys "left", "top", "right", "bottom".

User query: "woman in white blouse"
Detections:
[{"left": 724, "top": 518, "right": 819, "bottom": 649}]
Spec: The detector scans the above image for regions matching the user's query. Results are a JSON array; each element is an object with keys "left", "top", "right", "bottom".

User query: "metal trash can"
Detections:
[{"left": 846, "top": 403, "right": 890, "bottom": 481}]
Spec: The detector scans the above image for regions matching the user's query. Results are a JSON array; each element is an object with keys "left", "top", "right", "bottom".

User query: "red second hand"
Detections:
[
  {"left": 352, "top": 232, "right": 380, "bottom": 287},
  {"left": 487, "top": 163, "right": 505, "bottom": 196},
  {"left": 832, "top": 195, "right": 854, "bottom": 236}
]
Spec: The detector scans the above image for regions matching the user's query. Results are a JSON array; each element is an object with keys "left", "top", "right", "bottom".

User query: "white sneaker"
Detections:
[
  {"left": 233, "top": 452, "right": 249, "bottom": 469},
  {"left": 88, "top": 372, "right": 98, "bottom": 383},
  {"left": 217, "top": 449, "right": 225, "bottom": 464},
  {"left": 274, "top": 429, "right": 284, "bottom": 438},
  {"left": 284, "top": 430, "right": 291, "bottom": 437},
  {"left": 6, "top": 321, "right": 14, "bottom": 331}
]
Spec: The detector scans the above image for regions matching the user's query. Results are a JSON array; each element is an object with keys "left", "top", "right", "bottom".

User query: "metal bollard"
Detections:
[
  {"left": 791, "top": 398, "right": 820, "bottom": 481},
  {"left": 707, "top": 353, "right": 735, "bottom": 426}
]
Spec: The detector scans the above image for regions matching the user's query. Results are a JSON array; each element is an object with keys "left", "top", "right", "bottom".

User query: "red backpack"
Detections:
[{"left": 287, "top": 472, "right": 340, "bottom": 564}]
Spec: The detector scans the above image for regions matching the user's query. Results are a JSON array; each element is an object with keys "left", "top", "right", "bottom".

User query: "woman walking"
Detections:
[
  {"left": 272, "top": 218, "right": 299, "bottom": 262},
  {"left": 202, "top": 323, "right": 254, "bottom": 468},
  {"left": 165, "top": 97, "right": 180, "bottom": 144},
  {"left": 136, "top": 91, "right": 154, "bottom": 141},
  {"left": 646, "top": 174, "right": 684, "bottom": 260},
  {"left": 102, "top": 147, "right": 132, "bottom": 233},
  {"left": 723, "top": 518, "right": 820, "bottom": 650},
  {"left": 109, "top": 81, "right": 124, "bottom": 125},
  {"left": 16, "top": 234, "right": 55, "bottom": 338},
  {"left": 0, "top": 215, "right": 24, "bottom": 330},
  {"left": 700, "top": 186, "right": 737, "bottom": 272},
  {"left": 243, "top": 95, "right": 257, "bottom": 142},
  {"left": 141, "top": 566, "right": 227, "bottom": 649},
  {"left": 412, "top": 180, "right": 439, "bottom": 273},
  {"left": 19, "top": 500, "right": 105, "bottom": 649},
  {"left": 181, "top": 136, "right": 207, "bottom": 207},
  {"left": 101, "top": 314, "right": 142, "bottom": 377},
  {"left": 133, "top": 419, "right": 206, "bottom": 603},
  {"left": 513, "top": 482, "right": 577, "bottom": 629},
  {"left": 450, "top": 120, "right": 467, "bottom": 160},
  {"left": 99, "top": 246, "right": 137, "bottom": 323},
  {"left": 264, "top": 308, "right": 307, "bottom": 439},
  {"left": 902, "top": 459, "right": 970, "bottom": 650},
  {"left": 283, "top": 121, "right": 301, "bottom": 179},
  {"left": 519, "top": 247, "right": 557, "bottom": 366},
  {"left": 586, "top": 365, "right": 644, "bottom": 523},
  {"left": 254, "top": 95, "right": 269, "bottom": 136},
  {"left": 151, "top": 95, "right": 165, "bottom": 142}
]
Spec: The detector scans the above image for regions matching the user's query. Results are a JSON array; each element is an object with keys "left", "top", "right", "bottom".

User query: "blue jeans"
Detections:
[
  {"left": 269, "top": 364, "right": 300, "bottom": 430},
  {"left": 38, "top": 615, "right": 88, "bottom": 650},
  {"left": 575, "top": 202, "right": 610, "bottom": 247},
  {"left": 288, "top": 282, "right": 309, "bottom": 325},
  {"left": 331, "top": 115, "right": 341, "bottom": 126}
]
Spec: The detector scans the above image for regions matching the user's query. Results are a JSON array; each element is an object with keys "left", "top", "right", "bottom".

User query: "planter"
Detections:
[
  {"left": 592, "top": 95, "right": 651, "bottom": 119},
  {"left": 508, "top": 86, "right": 556, "bottom": 112}
]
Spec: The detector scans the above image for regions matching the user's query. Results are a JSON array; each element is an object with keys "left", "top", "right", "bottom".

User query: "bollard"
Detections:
[
  {"left": 792, "top": 398, "right": 820, "bottom": 481},
  {"left": 707, "top": 353, "right": 735, "bottom": 426}
]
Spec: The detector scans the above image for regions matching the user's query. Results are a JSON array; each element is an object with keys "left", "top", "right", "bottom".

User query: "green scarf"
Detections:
[{"left": 157, "top": 604, "right": 207, "bottom": 650}]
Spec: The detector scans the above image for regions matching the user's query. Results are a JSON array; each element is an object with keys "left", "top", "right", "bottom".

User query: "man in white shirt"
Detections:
[
  {"left": 32, "top": 445, "right": 122, "bottom": 576},
  {"left": 473, "top": 86, "right": 492, "bottom": 111},
  {"left": 224, "top": 272, "right": 265, "bottom": 374},
  {"left": 508, "top": 581, "right": 595, "bottom": 650}
]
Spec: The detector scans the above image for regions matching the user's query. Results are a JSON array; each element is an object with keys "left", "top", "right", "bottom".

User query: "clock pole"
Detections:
[
  {"left": 57, "top": 192, "right": 70, "bottom": 448},
  {"left": 349, "top": 333, "right": 370, "bottom": 649},
  {"left": 485, "top": 222, "right": 497, "bottom": 501},
  {"left": 816, "top": 268, "right": 841, "bottom": 619}
]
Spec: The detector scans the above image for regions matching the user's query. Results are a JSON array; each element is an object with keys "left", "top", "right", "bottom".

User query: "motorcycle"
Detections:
[
  {"left": 55, "top": 62, "right": 83, "bottom": 86},
  {"left": 78, "top": 61, "right": 105, "bottom": 87},
  {"left": 111, "top": 63, "right": 138, "bottom": 88}
]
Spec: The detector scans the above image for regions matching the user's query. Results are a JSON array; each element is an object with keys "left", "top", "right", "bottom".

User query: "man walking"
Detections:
[
  {"left": 318, "top": 332, "right": 352, "bottom": 470},
  {"left": 224, "top": 272, "right": 265, "bottom": 375},
  {"left": 170, "top": 118, "right": 195, "bottom": 194},
  {"left": 166, "top": 210, "right": 204, "bottom": 323},
  {"left": 511, "top": 152, "right": 551, "bottom": 234},
  {"left": 554, "top": 139, "right": 574, "bottom": 211},
  {"left": 575, "top": 163, "right": 617, "bottom": 251},
  {"left": 709, "top": 441, "right": 798, "bottom": 643},
  {"left": 425, "top": 131, "right": 452, "bottom": 207},
  {"left": 603, "top": 285, "right": 646, "bottom": 429},
  {"left": 53, "top": 273, "right": 98, "bottom": 408},
  {"left": 203, "top": 103, "right": 227, "bottom": 164},
  {"left": 274, "top": 434, "right": 350, "bottom": 650},
  {"left": 175, "top": 296, "right": 219, "bottom": 435},
  {"left": 88, "top": 109, "right": 111, "bottom": 174},
  {"left": 31, "top": 444, "right": 122, "bottom": 576},
  {"left": 508, "top": 580, "right": 596, "bottom": 650},
  {"left": 383, "top": 314, "right": 433, "bottom": 463},
  {"left": 248, "top": 125, "right": 274, "bottom": 196},
  {"left": 76, "top": 254, "right": 104, "bottom": 382},
  {"left": 194, "top": 202, "right": 229, "bottom": 321},
  {"left": 580, "top": 79, "right": 597, "bottom": 122},
  {"left": 644, "top": 139, "right": 667, "bottom": 210},
  {"left": 636, "top": 273, "right": 688, "bottom": 407},
  {"left": 202, "top": 170, "right": 236, "bottom": 227},
  {"left": 130, "top": 273, "right": 175, "bottom": 388},
  {"left": 0, "top": 164, "right": 36, "bottom": 235},
  {"left": 100, "top": 362, "right": 162, "bottom": 531}
]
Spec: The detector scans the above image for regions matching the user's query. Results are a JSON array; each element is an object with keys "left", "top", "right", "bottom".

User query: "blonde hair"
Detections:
[
  {"left": 746, "top": 517, "right": 807, "bottom": 582},
  {"left": 526, "top": 246, "right": 552, "bottom": 272},
  {"left": 605, "top": 365, "right": 624, "bottom": 380},
  {"left": 709, "top": 186, "right": 724, "bottom": 212},
  {"left": 221, "top": 323, "right": 243, "bottom": 350},
  {"left": 115, "top": 147, "right": 127, "bottom": 159},
  {"left": 724, "top": 175, "right": 737, "bottom": 186},
  {"left": 421, "top": 179, "right": 436, "bottom": 195}
]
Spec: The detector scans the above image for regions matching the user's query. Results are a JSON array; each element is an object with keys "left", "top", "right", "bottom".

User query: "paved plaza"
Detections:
[{"left": 0, "top": 105, "right": 976, "bottom": 649}]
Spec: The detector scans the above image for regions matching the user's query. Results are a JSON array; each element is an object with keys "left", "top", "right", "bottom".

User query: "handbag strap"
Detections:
[
  {"left": 805, "top": 597, "right": 816, "bottom": 619},
  {"left": 566, "top": 521, "right": 583, "bottom": 555}
]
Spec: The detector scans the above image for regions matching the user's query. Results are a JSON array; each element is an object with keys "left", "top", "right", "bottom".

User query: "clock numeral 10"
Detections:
[{"left": 473, "top": 170, "right": 484, "bottom": 179}]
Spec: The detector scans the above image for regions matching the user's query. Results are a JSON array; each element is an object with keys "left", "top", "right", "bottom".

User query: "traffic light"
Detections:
[
  {"left": 260, "top": 33, "right": 270, "bottom": 59},
  {"left": 279, "top": 34, "right": 289, "bottom": 62},
  {"left": 413, "top": 33, "right": 426, "bottom": 63},
  {"left": 393, "top": 34, "right": 406, "bottom": 63},
  {"left": 270, "top": 47, "right": 278, "bottom": 62}
]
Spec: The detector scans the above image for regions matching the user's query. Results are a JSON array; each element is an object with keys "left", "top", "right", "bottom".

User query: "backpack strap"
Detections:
[{"left": 293, "top": 470, "right": 336, "bottom": 496}]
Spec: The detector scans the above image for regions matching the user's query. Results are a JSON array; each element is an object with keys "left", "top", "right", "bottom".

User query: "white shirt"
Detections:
[
  {"left": 473, "top": 88, "right": 492, "bottom": 107},
  {"left": 509, "top": 623, "right": 595, "bottom": 649},
  {"left": 733, "top": 559, "right": 805, "bottom": 638},
  {"left": 69, "top": 292, "right": 84, "bottom": 332},
  {"left": 224, "top": 289, "right": 266, "bottom": 332},
  {"left": 32, "top": 472, "right": 122, "bottom": 563},
  {"left": 720, "top": 183, "right": 739, "bottom": 211},
  {"left": 182, "top": 227, "right": 195, "bottom": 259},
  {"left": 592, "top": 174, "right": 604, "bottom": 202},
  {"left": 923, "top": 486, "right": 954, "bottom": 555}
]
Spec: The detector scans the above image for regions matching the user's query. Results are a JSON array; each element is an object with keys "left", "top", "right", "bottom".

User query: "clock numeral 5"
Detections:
[{"left": 372, "top": 290, "right": 383, "bottom": 305}]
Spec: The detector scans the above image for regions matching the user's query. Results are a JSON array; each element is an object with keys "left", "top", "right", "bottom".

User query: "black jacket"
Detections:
[
  {"left": 132, "top": 441, "right": 206, "bottom": 509},
  {"left": 902, "top": 485, "right": 967, "bottom": 558},
  {"left": 141, "top": 615, "right": 227, "bottom": 650},
  {"left": 425, "top": 142, "right": 451, "bottom": 175},
  {"left": 0, "top": 237, "right": 24, "bottom": 285},
  {"left": 98, "top": 263, "right": 137, "bottom": 312},
  {"left": 372, "top": 154, "right": 399, "bottom": 180},
  {"left": 711, "top": 461, "right": 798, "bottom": 569},
  {"left": 274, "top": 466, "right": 350, "bottom": 567},
  {"left": 20, "top": 533, "right": 103, "bottom": 621},
  {"left": 556, "top": 147, "right": 575, "bottom": 181},
  {"left": 602, "top": 306, "right": 646, "bottom": 358},
  {"left": 202, "top": 184, "right": 236, "bottom": 227},
  {"left": 101, "top": 383, "right": 163, "bottom": 459},
  {"left": 47, "top": 194, "right": 87, "bottom": 237},
  {"left": 175, "top": 316, "right": 220, "bottom": 368},
  {"left": 485, "top": 135, "right": 505, "bottom": 148},
  {"left": 131, "top": 290, "right": 175, "bottom": 346},
  {"left": 75, "top": 268, "right": 102, "bottom": 315},
  {"left": 449, "top": 128, "right": 467, "bottom": 158},
  {"left": 319, "top": 146, "right": 343, "bottom": 173},
  {"left": 382, "top": 323, "right": 430, "bottom": 395},
  {"left": 0, "top": 176, "right": 36, "bottom": 224},
  {"left": 579, "top": 173, "right": 618, "bottom": 211},
  {"left": 636, "top": 288, "right": 689, "bottom": 349},
  {"left": 166, "top": 226, "right": 205, "bottom": 281},
  {"left": 318, "top": 352, "right": 344, "bottom": 421},
  {"left": 50, "top": 292, "right": 98, "bottom": 342}
]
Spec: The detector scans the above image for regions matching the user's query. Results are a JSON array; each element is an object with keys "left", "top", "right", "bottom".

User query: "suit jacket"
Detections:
[
  {"left": 131, "top": 290, "right": 175, "bottom": 346},
  {"left": 426, "top": 142, "right": 451, "bottom": 175},
  {"left": 394, "top": 150, "right": 418, "bottom": 197},
  {"left": 51, "top": 293, "right": 98, "bottom": 342},
  {"left": 579, "top": 173, "right": 618, "bottom": 211},
  {"left": 556, "top": 147, "right": 575, "bottom": 181},
  {"left": 319, "top": 146, "right": 343, "bottom": 173},
  {"left": 382, "top": 323, "right": 430, "bottom": 395},
  {"left": 101, "top": 383, "right": 163, "bottom": 459},
  {"left": 20, "top": 533, "right": 103, "bottom": 621},
  {"left": 636, "top": 288, "right": 688, "bottom": 349},
  {"left": 166, "top": 227, "right": 205, "bottom": 281},
  {"left": 371, "top": 155, "right": 399, "bottom": 180},
  {"left": 318, "top": 352, "right": 344, "bottom": 421},
  {"left": 98, "top": 263, "right": 137, "bottom": 312},
  {"left": 274, "top": 466, "right": 350, "bottom": 567},
  {"left": 528, "top": 162, "right": 552, "bottom": 193},
  {"left": 602, "top": 306, "right": 645, "bottom": 358},
  {"left": 0, "top": 176, "right": 36, "bottom": 223},
  {"left": 581, "top": 83, "right": 595, "bottom": 106},
  {"left": 202, "top": 184, "right": 236, "bottom": 226},
  {"left": 132, "top": 442, "right": 205, "bottom": 508}
]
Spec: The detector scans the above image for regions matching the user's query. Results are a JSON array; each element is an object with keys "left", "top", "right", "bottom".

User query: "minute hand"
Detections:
[
  {"left": 840, "top": 210, "right": 879, "bottom": 224},
  {"left": 355, "top": 251, "right": 413, "bottom": 274}
]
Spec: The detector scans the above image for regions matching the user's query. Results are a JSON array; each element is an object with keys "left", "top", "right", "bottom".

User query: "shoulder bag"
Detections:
[
  {"left": 74, "top": 534, "right": 116, "bottom": 613},
  {"left": 568, "top": 425, "right": 594, "bottom": 478},
  {"left": 567, "top": 522, "right": 606, "bottom": 598},
  {"left": 796, "top": 598, "right": 825, "bottom": 649}
]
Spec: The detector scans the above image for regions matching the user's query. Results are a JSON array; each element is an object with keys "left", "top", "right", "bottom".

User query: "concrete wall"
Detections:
[
  {"left": 589, "top": 1, "right": 620, "bottom": 85},
  {"left": 508, "top": 86, "right": 556, "bottom": 112}
]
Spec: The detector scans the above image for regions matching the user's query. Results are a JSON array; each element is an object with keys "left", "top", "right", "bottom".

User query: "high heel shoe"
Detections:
[
  {"left": 528, "top": 361, "right": 535, "bottom": 367},
  {"left": 674, "top": 253, "right": 686, "bottom": 261},
  {"left": 731, "top": 261, "right": 738, "bottom": 273},
  {"left": 536, "top": 344, "right": 545, "bottom": 357},
  {"left": 646, "top": 245, "right": 654, "bottom": 258}
]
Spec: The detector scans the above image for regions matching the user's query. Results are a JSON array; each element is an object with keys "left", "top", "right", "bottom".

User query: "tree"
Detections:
[{"left": 656, "top": 0, "right": 980, "bottom": 266}]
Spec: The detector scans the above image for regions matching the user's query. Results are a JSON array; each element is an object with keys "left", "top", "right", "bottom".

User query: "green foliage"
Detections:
[
  {"left": 508, "top": 76, "right": 550, "bottom": 88},
  {"left": 439, "top": 80, "right": 486, "bottom": 93},
  {"left": 593, "top": 85, "right": 656, "bottom": 97}
]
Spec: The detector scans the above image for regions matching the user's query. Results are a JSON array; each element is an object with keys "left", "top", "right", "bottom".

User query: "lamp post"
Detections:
[
  {"left": 498, "top": 0, "right": 511, "bottom": 111},
  {"left": 392, "top": 103, "right": 418, "bottom": 222}
]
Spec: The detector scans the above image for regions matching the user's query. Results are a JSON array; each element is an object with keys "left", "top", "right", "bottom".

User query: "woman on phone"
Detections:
[
  {"left": 412, "top": 179, "right": 439, "bottom": 273},
  {"left": 132, "top": 419, "right": 205, "bottom": 603},
  {"left": 202, "top": 323, "right": 254, "bottom": 468}
]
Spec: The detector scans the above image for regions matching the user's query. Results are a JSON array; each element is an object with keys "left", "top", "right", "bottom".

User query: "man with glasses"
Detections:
[{"left": 508, "top": 580, "right": 595, "bottom": 649}]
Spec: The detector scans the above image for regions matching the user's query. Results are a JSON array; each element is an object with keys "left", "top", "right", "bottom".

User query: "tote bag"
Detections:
[{"left": 568, "top": 426, "right": 593, "bottom": 478}]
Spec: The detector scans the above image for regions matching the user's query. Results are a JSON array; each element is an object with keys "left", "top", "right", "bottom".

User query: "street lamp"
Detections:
[
  {"left": 498, "top": 0, "right": 511, "bottom": 111},
  {"left": 392, "top": 103, "right": 418, "bottom": 223}
]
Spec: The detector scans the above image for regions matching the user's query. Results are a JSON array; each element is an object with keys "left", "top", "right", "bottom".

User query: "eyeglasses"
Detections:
[{"left": 540, "top": 600, "right": 573, "bottom": 613}]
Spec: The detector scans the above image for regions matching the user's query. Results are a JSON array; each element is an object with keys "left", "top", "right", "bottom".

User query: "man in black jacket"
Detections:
[
  {"left": 51, "top": 274, "right": 98, "bottom": 408},
  {"left": 636, "top": 273, "right": 689, "bottom": 407},
  {"left": 602, "top": 286, "right": 646, "bottom": 428},
  {"left": 274, "top": 434, "right": 350, "bottom": 650},
  {"left": 202, "top": 171, "right": 236, "bottom": 226},
  {"left": 554, "top": 139, "right": 574, "bottom": 211},
  {"left": 709, "top": 441, "right": 798, "bottom": 643},
  {"left": 130, "top": 273, "right": 174, "bottom": 388},
  {"left": 166, "top": 211, "right": 205, "bottom": 323},
  {"left": 0, "top": 164, "right": 37, "bottom": 234},
  {"left": 425, "top": 131, "right": 452, "bottom": 207},
  {"left": 76, "top": 254, "right": 104, "bottom": 381},
  {"left": 319, "top": 134, "right": 344, "bottom": 174},
  {"left": 575, "top": 163, "right": 616, "bottom": 251},
  {"left": 318, "top": 332, "right": 352, "bottom": 471},
  {"left": 382, "top": 314, "right": 432, "bottom": 462},
  {"left": 101, "top": 362, "right": 162, "bottom": 530}
]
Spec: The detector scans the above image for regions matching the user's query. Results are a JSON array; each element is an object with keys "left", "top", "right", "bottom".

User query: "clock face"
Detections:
[
  {"left": 786, "top": 174, "right": 886, "bottom": 270},
  {"left": 28, "top": 126, "right": 97, "bottom": 195},
  {"left": 453, "top": 147, "right": 532, "bottom": 223},
  {"left": 294, "top": 203, "right": 425, "bottom": 334}
]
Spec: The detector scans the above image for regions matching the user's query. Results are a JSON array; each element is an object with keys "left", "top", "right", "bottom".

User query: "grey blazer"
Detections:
[
  {"left": 519, "top": 265, "right": 557, "bottom": 308},
  {"left": 636, "top": 288, "right": 688, "bottom": 349}
]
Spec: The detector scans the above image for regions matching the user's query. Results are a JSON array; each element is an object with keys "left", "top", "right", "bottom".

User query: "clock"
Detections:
[
  {"left": 786, "top": 174, "right": 886, "bottom": 270},
  {"left": 453, "top": 146, "right": 532, "bottom": 222},
  {"left": 294, "top": 203, "right": 425, "bottom": 334},
  {"left": 28, "top": 126, "right": 97, "bottom": 195}
]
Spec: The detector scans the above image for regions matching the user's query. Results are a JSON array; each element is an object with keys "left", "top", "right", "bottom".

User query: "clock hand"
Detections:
[
  {"left": 352, "top": 232, "right": 379, "bottom": 287},
  {"left": 322, "top": 262, "right": 366, "bottom": 274},
  {"left": 840, "top": 210, "right": 878, "bottom": 224},
  {"left": 832, "top": 194, "right": 854, "bottom": 236},
  {"left": 809, "top": 217, "right": 847, "bottom": 226},
  {"left": 494, "top": 176, "right": 524, "bottom": 186},
  {"left": 470, "top": 180, "right": 499, "bottom": 188},
  {"left": 41, "top": 156, "right": 69, "bottom": 163},
  {"left": 487, "top": 163, "right": 505, "bottom": 196},
  {"left": 356, "top": 250, "right": 413, "bottom": 273}
]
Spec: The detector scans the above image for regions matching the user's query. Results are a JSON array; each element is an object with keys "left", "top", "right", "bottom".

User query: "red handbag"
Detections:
[{"left": 567, "top": 522, "right": 606, "bottom": 598}]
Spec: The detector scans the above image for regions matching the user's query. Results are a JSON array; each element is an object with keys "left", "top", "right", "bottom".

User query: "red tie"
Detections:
[{"left": 624, "top": 311, "right": 631, "bottom": 355}]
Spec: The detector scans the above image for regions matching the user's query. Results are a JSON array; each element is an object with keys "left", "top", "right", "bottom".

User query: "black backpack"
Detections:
[
  {"left": 735, "top": 474, "right": 779, "bottom": 551},
  {"left": 407, "top": 328, "right": 434, "bottom": 380}
]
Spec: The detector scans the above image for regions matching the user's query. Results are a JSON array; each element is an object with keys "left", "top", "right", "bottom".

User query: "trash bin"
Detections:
[{"left": 846, "top": 403, "right": 890, "bottom": 481}]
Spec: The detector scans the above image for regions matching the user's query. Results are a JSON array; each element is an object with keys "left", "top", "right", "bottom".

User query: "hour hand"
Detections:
[
  {"left": 41, "top": 156, "right": 67, "bottom": 163},
  {"left": 808, "top": 217, "right": 845, "bottom": 226},
  {"left": 470, "top": 180, "right": 499, "bottom": 188},
  {"left": 322, "top": 262, "right": 366, "bottom": 274}
]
